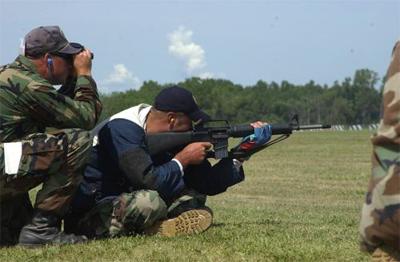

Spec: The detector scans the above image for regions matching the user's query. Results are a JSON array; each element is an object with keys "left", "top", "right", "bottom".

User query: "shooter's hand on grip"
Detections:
[{"left": 174, "top": 142, "right": 212, "bottom": 168}]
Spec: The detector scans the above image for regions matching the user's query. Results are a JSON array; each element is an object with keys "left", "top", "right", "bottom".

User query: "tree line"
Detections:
[{"left": 100, "top": 68, "right": 383, "bottom": 125}]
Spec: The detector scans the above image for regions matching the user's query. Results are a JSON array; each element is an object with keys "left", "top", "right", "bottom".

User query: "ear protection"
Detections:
[
  {"left": 47, "top": 57, "right": 53, "bottom": 66},
  {"left": 47, "top": 56, "right": 54, "bottom": 79}
]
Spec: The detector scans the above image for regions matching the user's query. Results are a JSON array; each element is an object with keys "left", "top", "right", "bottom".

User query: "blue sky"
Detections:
[{"left": 0, "top": 0, "right": 399, "bottom": 93}]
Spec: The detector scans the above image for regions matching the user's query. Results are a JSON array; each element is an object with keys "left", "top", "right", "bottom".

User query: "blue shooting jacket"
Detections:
[{"left": 71, "top": 104, "right": 245, "bottom": 212}]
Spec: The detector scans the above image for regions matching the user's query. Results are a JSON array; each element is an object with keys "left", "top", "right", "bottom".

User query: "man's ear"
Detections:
[
  {"left": 167, "top": 112, "right": 177, "bottom": 128},
  {"left": 43, "top": 53, "right": 50, "bottom": 63}
]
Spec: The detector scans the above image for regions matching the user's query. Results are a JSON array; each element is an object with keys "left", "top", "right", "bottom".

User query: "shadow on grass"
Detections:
[{"left": 213, "top": 218, "right": 282, "bottom": 228}]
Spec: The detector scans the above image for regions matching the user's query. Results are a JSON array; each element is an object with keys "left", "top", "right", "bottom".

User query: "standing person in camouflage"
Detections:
[
  {"left": 359, "top": 41, "right": 400, "bottom": 260},
  {"left": 0, "top": 26, "right": 102, "bottom": 247},
  {"left": 64, "top": 86, "right": 271, "bottom": 239}
]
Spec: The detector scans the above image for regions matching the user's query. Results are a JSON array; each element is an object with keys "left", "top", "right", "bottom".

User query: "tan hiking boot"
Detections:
[
  {"left": 371, "top": 246, "right": 400, "bottom": 262},
  {"left": 144, "top": 207, "right": 213, "bottom": 237}
]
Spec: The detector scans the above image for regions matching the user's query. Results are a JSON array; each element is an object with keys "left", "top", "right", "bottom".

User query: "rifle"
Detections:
[{"left": 146, "top": 115, "right": 331, "bottom": 159}]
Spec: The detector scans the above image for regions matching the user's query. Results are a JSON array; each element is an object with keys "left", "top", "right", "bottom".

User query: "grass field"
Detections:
[{"left": 0, "top": 131, "right": 373, "bottom": 261}]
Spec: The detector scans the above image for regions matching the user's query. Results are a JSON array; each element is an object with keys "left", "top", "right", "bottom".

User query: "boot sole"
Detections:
[
  {"left": 18, "top": 238, "right": 88, "bottom": 248},
  {"left": 372, "top": 247, "right": 400, "bottom": 262},
  {"left": 18, "top": 234, "right": 88, "bottom": 248},
  {"left": 145, "top": 207, "right": 213, "bottom": 237}
]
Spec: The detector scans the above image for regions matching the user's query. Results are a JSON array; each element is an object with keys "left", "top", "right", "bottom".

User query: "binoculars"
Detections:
[{"left": 70, "top": 42, "right": 94, "bottom": 59}]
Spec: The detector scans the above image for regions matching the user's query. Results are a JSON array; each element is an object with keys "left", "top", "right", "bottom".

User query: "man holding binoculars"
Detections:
[{"left": 0, "top": 25, "right": 102, "bottom": 247}]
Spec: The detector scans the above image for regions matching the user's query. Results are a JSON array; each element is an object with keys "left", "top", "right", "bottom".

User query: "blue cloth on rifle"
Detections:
[{"left": 239, "top": 124, "right": 272, "bottom": 151}]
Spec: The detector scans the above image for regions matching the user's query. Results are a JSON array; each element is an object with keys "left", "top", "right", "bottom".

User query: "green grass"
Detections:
[{"left": 0, "top": 131, "right": 372, "bottom": 261}]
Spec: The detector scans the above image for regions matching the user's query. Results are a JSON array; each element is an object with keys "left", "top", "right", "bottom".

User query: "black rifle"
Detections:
[{"left": 146, "top": 115, "right": 331, "bottom": 159}]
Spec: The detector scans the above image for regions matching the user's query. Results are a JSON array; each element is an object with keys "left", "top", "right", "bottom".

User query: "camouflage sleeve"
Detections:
[
  {"left": 19, "top": 75, "right": 102, "bottom": 130},
  {"left": 371, "top": 41, "right": 400, "bottom": 147},
  {"left": 379, "top": 41, "right": 400, "bottom": 140}
]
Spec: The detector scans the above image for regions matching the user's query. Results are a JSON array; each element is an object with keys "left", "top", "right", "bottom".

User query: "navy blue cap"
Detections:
[{"left": 154, "top": 86, "right": 210, "bottom": 123}]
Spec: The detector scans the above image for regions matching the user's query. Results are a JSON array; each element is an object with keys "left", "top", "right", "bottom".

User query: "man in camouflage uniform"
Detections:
[
  {"left": 65, "top": 86, "right": 271, "bottom": 238},
  {"left": 359, "top": 41, "right": 400, "bottom": 260},
  {"left": 0, "top": 26, "right": 102, "bottom": 247}
]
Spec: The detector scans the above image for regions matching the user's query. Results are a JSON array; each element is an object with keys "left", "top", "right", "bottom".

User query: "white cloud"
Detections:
[
  {"left": 102, "top": 64, "right": 141, "bottom": 92},
  {"left": 168, "top": 26, "right": 207, "bottom": 74},
  {"left": 104, "top": 64, "right": 139, "bottom": 84}
]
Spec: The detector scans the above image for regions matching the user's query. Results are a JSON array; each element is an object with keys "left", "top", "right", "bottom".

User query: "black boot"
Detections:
[{"left": 18, "top": 210, "right": 88, "bottom": 247}]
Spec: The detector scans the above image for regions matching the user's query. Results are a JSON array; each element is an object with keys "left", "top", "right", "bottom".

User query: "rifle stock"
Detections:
[{"left": 146, "top": 131, "right": 208, "bottom": 156}]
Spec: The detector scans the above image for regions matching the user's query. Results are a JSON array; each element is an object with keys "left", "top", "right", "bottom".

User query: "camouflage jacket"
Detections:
[
  {"left": 372, "top": 42, "right": 400, "bottom": 147},
  {"left": 0, "top": 55, "right": 102, "bottom": 142},
  {"left": 369, "top": 42, "right": 400, "bottom": 181}
]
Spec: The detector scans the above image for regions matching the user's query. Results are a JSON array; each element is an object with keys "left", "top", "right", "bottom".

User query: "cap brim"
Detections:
[
  {"left": 57, "top": 42, "right": 83, "bottom": 55},
  {"left": 188, "top": 109, "right": 211, "bottom": 123}
]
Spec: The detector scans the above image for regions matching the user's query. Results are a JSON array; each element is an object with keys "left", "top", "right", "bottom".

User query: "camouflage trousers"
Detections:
[
  {"left": 65, "top": 189, "right": 206, "bottom": 239},
  {"left": 0, "top": 129, "right": 92, "bottom": 246},
  {"left": 359, "top": 145, "right": 400, "bottom": 251}
]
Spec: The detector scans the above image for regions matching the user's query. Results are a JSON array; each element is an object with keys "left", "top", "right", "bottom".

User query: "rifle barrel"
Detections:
[
  {"left": 228, "top": 125, "right": 254, "bottom": 137},
  {"left": 271, "top": 124, "right": 292, "bottom": 135},
  {"left": 229, "top": 123, "right": 331, "bottom": 137},
  {"left": 297, "top": 124, "right": 331, "bottom": 130}
]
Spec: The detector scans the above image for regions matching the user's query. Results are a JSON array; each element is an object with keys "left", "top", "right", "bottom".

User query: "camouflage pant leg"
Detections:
[
  {"left": 359, "top": 41, "right": 400, "bottom": 252},
  {"left": 359, "top": 147, "right": 400, "bottom": 251},
  {"left": 0, "top": 193, "right": 33, "bottom": 246},
  {"left": 73, "top": 190, "right": 168, "bottom": 239},
  {"left": 71, "top": 189, "right": 207, "bottom": 239},
  {"left": 167, "top": 188, "right": 207, "bottom": 218},
  {"left": 34, "top": 129, "right": 92, "bottom": 215},
  {"left": 0, "top": 128, "right": 92, "bottom": 215}
]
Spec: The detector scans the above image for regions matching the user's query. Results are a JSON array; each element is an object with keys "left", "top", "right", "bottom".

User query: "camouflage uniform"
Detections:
[
  {"left": 65, "top": 189, "right": 206, "bottom": 238},
  {"left": 0, "top": 55, "right": 102, "bottom": 245},
  {"left": 359, "top": 41, "right": 400, "bottom": 252}
]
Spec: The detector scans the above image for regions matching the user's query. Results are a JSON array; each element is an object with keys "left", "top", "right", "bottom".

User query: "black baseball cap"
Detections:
[
  {"left": 154, "top": 86, "right": 210, "bottom": 123},
  {"left": 24, "top": 26, "right": 83, "bottom": 57}
]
